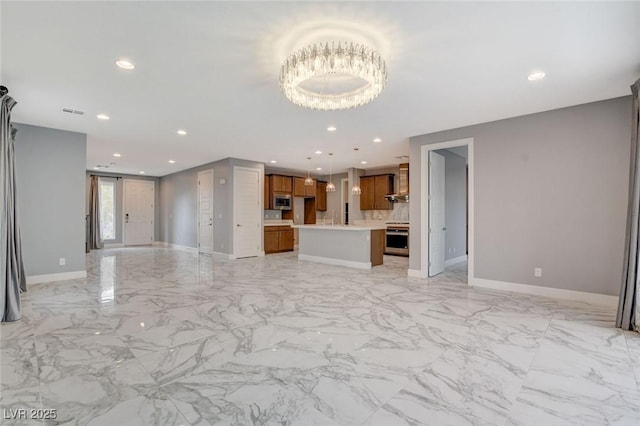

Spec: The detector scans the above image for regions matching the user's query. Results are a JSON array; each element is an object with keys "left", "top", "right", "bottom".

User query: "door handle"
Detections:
[{"left": 237, "top": 224, "right": 242, "bottom": 227}]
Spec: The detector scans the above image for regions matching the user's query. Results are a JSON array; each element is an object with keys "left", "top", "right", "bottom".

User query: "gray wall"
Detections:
[
  {"left": 14, "top": 123, "right": 86, "bottom": 276},
  {"left": 437, "top": 149, "right": 467, "bottom": 261},
  {"left": 410, "top": 96, "right": 631, "bottom": 295},
  {"left": 159, "top": 157, "right": 264, "bottom": 254},
  {"left": 85, "top": 171, "right": 160, "bottom": 244}
]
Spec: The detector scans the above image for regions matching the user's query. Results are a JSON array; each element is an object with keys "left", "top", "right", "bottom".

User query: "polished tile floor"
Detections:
[{"left": 1, "top": 247, "right": 639, "bottom": 425}]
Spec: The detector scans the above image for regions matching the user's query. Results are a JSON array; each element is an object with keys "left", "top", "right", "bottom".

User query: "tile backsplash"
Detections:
[
  {"left": 264, "top": 210, "right": 282, "bottom": 220},
  {"left": 363, "top": 203, "right": 409, "bottom": 222}
]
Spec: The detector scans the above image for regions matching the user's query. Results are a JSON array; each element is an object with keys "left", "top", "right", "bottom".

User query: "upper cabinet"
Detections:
[
  {"left": 293, "top": 177, "right": 317, "bottom": 197},
  {"left": 270, "top": 175, "right": 292, "bottom": 193},
  {"left": 316, "top": 181, "right": 327, "bottom": 211},
  {"left": 360, "top": 174, "right": 394, "bottom": 210}
]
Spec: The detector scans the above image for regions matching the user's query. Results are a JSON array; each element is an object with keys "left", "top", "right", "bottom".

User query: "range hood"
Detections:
[{"left": 385, "top": 163, "right": 409, "bottom": 203}]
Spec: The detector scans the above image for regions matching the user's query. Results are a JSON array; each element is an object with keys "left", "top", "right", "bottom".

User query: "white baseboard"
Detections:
[
  {"left": 27, "top": 270, "right": 87, "bottom": 285},
  {"left": 407, "top": 268, "right": 427, "bottom": 278},
  {"left": 298, "top": 254, "right": 371, "bottom": 270},
  {"left": 103, "top": 243, "right": 124, "bottom": 248},
  {"left": 153, "top": 241, "right": 198, "bottom": 253},
  {"left": 445, "top": 255, "right": 468, "bottom": 267},
  {"left": 470, "top": 277, "right": 618, "bottom": 307},
  {"left": 213, "top": 251, "right": 234, "bottom": 259}
]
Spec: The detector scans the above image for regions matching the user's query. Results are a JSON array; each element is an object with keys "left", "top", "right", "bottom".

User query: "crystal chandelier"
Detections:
[
  {"left": 304, "top": 157, "right": 314, "bottom": 185},
  {"left": 279, "top": 42, "right": 388, "bottom": 111},
  {"left": 326, "top": 153, "right": 336, "bottom": 192}
]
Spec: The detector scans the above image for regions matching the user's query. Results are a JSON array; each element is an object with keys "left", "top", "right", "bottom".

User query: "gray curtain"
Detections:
[
  {"left": 89, "top": 175, "right": 102, "bottom": 249},
  {"left": 617, "top": 78, "right": 640, "bottom": 332},
  {"left": 1, "top": 91, "right": 25, "bottom": 322}
]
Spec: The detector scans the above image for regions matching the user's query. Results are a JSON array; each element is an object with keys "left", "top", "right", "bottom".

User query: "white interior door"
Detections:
[
  {"left": 198, "top": 170, "right": 214, "bottom": 254},
  {"left": 124, "top": 180, "right": 155, "bottom": 246},
  {"left": 429, "top": 151, "right": 446, "bottom": 276},
  {"left": 233, "top": 167, "right": 261, "bottom": 258}
]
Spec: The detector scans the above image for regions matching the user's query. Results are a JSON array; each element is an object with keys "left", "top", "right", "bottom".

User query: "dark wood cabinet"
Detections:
[
  {"left": 293, "top": 177, "right": 317, "bottom": 197},
  {"left": 316, "top": 181, "right": 327, "bottom": 211},
  {"left": 264, "top": 225, "right": 294, "bottom": 254},
  {"left": 264, "top": 174, "right": 270, "bottom": 209},
  {"left": 360, "top": 174, "right": 394, "bottom": 210}
]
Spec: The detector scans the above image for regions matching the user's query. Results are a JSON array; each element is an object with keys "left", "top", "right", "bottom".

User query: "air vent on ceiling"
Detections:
[
  {"left": 395, "top": 155, "right": 409, "bottom": 160},
  {"left": 62, "top": 108, "right": 85, "bottom": 115}
]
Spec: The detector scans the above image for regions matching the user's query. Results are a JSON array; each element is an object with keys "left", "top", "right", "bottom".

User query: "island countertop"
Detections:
[{"left": 291, "top": 224, "right": 386, "bottom": 231}]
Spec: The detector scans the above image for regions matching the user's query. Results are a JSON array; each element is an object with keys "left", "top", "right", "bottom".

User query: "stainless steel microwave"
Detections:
[{"left": 273, "top": 193, "right": 292, "bottom": 210}]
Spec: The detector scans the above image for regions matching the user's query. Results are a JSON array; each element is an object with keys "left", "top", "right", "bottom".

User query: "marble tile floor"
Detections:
[{"left": 1, "top": 247, "right": 639, "bottom": 425}]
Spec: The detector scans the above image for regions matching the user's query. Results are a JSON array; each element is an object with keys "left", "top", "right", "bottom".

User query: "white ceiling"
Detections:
[{"left": 2, "top": 1, "right": 638, "bottom": 177}]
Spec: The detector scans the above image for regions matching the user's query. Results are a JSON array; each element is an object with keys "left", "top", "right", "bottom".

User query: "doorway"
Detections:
[
  {"left": 420, "top": 138, "right": 474, "bottom": 283},
  {"left": 232, "top": 166, "right": 262, "bottom": 258},
  {"left": 123, "top": 179, "right": 155, "bottom": 246},
  {"left": 197, "top": 170, "right": 214, "bottom": 254}
]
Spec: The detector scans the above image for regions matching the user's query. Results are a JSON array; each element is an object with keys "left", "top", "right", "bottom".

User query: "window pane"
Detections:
[{"left": 99, "top": 181, "right": 115, "bottom": 240}]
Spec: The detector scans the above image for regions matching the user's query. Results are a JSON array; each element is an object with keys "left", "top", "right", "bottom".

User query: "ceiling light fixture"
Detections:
[
  {"left": 113, "top": 153, "right": 121, "bottom": 157},
  {"left": 316, "top": 167, "right": 322, "bottom": 171},
  {"left": 96, "top": 114, "right": 110, "bottom": 120},
  {"left": 115, "top": 59, "right": 135, "bottom": 70},
  {"left": 139, "top": 171, "right": 145, "bottom": 174},
  {"left": 327, "top": 126, "right": 337, "bottom": 132},
  {"left": 279, "top": 42, "right": 387, "bottom": 111},
  {"left": 373, "top": 138, "right": 382, "bottom": 143},
  {"left": 305, "top": 157, "right": 314, "bottom": 186},
  {"left": 168, "top": 160, "right": 175, "bottom": 164},
  {"left": 360, "top": 161, "right": 367, "bottom": 164},
  {"left": 326, "top": 153, "right": 336, "bottom": 192},
  {"left": 315, "top": 150, "right": 322, "bottom": 155},
  {"left": 177, "top": 129, "right": 187, "bottom": 136},
  {"left": 351, "top": 147, "right": 362, "bottom": 195},
  {"left": 528, "top": 71, "right": 546, "bottom": 81}
]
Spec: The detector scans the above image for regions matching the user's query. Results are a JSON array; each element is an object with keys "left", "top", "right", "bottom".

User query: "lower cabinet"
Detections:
[{"left": 264, "top": 226, "right": 294, "bottom": 254}]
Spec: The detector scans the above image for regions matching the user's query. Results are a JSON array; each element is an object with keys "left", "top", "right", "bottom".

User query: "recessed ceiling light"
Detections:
[
  {"left": 96, "top": 114, "right": 110, "bottom": 120},
  {"left": 360, "top": 161, "right": 368, "bottom": 164},
  {"left": 528, "top": 71, "right": 546, "bottom": 81},
  {"left": 373, "top": 138, "right": 382, "bottom": 143},
  {"left": 93, "top": 166, "right": 100, "bottom": 170},
  {"left": 316, "top": 167, "right": 322, "bottom": 171},
  {"left": 315, "top": 150, "right": 322, "bottom": 155},
  {"left": 139, "top": 171, "right": 145, "bottom": 174},
  {"left": 327, "top": 126, "right": 337, "bottom": 132},
  {"left": 115, "top": 59, "right": 135, "bottom": 70},
  {"left": 113, "top": 153, "right": 121, "bottom": 157},
  {"left": 177, "top": 129, "right": 187, "bottom": 136},
  {"left": 168, "top": 160, "right": 175, "bottom": 164},
  {"left": 270, "top": 160, "right": 277, "bottom": 164}
]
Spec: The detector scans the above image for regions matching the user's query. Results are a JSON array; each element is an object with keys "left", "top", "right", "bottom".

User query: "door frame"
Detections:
[
  {"left": 419, "top": 138, "right": 474, "bottom": 283},
  {"left": 232, "top": 166, "right": 263, "bottom": 259},
  {"left": 197, "top": 169, "right": 214, "bottom": 254},
  {"left": 122, "top": 179, "right": 155, "bottom": 246}
]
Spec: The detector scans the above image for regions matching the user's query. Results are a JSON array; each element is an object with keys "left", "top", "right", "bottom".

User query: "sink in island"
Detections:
[{"left": 292, "top": 224, "right": 386, "bottom": 269}]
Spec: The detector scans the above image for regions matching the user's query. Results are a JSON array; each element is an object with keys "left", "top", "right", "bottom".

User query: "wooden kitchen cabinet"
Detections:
[
  {"left": 270, "top": 175, "right": 292, "bottom": 193},
  {"left": 316, "top": 181, "right": 327, "bottom": 211},
  {"left": 264, "top": 226, "right": 294, "bottom": 254},
  {"left": 360, "top": 174, "right": 394, "bottom": 210},
  {"left": 264, "top": 174, "right": 270, "bottom": 209},
  {"left": 293, "top": 177, "right": 317, "bottom": 197}
]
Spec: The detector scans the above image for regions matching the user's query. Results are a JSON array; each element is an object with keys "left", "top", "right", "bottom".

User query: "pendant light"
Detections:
[
  {"left": 326, "top": 153, "right": 336, "bottom": 192},
  {"left": 351, "top": 147, "right": 362, "bottom": 195},
  {"left": 304, "top": 157, "right": 314, "bottom": 185}
]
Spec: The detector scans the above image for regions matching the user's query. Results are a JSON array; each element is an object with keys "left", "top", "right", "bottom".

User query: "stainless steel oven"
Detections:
[
  {"left": 385, "top": 223, "right": 409, "bottom": 256},
  {"left": 273, "top": 193, "right": 292, "bottom": 210}
]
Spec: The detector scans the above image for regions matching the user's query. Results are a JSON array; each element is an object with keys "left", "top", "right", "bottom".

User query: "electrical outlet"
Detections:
[
  {"left": 265, "top": 214, "right": 269, "bottom": 219},
  {"left": 534, "top": 267, "right": 542, "bottom": 278},
  {"left": 59, "top": 257, "right": 66, "bottom": 266}
]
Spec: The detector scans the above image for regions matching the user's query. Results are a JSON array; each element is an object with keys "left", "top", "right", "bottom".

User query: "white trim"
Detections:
[
  {"left": 420, "top": 138, "right": 474, "bottom": 284},
  {"left": 232, "top": 166, "right": 263, "bottom": 258},
  {"left": 470, "top": 277, "right": 618, "bottom": 307},
  {"left": 407, "top": 268, "right": 426, "bottom": 278},
  {"left": 197, "top": 169, "right": 214, "bottom": 255},
  {"left": 103, "top": 243, "right": 124, "bottom": 248},
  {"left": 298, "top": 254, "right": 371, "bottom": 270},
  {"left": 153, "top": 241, "right": 198, "bottom": 253},
  {"left": 27, "top": 270, "right": 87, "bottom": 285},
  {"left": 445, "top": 255, "right": 468, "bottom": 267}
]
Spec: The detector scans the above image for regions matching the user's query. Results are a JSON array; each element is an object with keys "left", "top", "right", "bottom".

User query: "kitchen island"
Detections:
[{"left": 292, "top": 224, "right": 386, "bottom": 269}]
